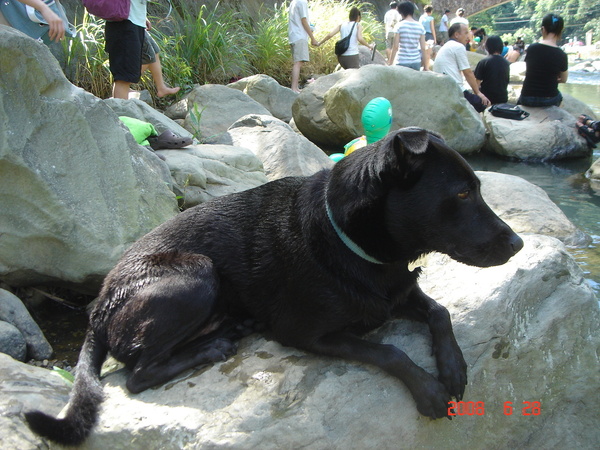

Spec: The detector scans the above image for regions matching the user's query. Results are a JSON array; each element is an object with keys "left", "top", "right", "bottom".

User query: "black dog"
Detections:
[{"left": 26, "top": 128, "right": 523, "bottom": 445}]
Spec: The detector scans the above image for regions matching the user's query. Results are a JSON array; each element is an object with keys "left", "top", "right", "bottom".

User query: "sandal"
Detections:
[
  {"left": 578, "top": 114, "right": 597, "bottom": 129},
  {"left": 147, "top": 130, "right": 193, "bottom": 150},
  {"left": 576, "top": 123, "right": 599, "bottom": 148}
]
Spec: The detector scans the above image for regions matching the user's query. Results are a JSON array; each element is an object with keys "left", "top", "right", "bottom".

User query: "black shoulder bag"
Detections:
[
  {"left": 489, "top": 103, "right": 530, "bottom": 120},
  {"left": 335, "top": 22, "right": 357, "bottom": 56}
]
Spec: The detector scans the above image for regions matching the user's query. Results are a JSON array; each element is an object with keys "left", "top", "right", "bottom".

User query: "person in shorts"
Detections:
[
  {"left": 105, "top": 0, "right": 147, "bottom": 99},
  {"left": 141, "top": 30, "right": 180, "bottom": 98},
  {"left": 288, "top": 0, "right": 318, "bottom": 93},
  {"left": 383, "top": 2, "right": 400, "bottom": 61}
]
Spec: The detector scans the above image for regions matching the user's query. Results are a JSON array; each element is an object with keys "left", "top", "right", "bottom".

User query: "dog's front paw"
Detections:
[
  {"left": 435, "top": 340, "right": 467, "bottom": 400},
  {"left": 412, "top": 376, "right": 452, "bottom": 420}
]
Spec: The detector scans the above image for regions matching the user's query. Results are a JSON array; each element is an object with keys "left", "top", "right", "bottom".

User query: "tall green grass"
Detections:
[
  {"left": 59, "top": 0, "right": 382, "bottom": 99},
  {"left": 60, "top": 11, "right": 112, "bottom": 99}
]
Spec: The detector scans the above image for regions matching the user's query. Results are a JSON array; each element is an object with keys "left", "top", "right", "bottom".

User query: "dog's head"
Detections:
[{"left": 327, "top": 127, "right": 523, "bottom": 267}]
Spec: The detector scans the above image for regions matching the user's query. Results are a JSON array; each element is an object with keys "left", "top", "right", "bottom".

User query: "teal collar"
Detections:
[{"left": 325, "top": 196, "right": 385, "bottom": 265}]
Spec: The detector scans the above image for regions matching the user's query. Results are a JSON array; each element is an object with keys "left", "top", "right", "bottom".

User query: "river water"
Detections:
[{"left": 466, "top": 71, "right": 600, "bottom": 296}]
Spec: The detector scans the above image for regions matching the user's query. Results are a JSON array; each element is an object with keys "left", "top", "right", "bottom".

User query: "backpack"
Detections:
[
  {"left": 82, "top": 0, "right": 130, "bottom": 22},
  {"left": 489, "top": 103, "right": 530, "bottom": 120},
  {"left": 334, "top": 22, "right": 356, "bottom": 56},
  {"left": 0, "top": 0, "right": 75, "bottom": 40}
]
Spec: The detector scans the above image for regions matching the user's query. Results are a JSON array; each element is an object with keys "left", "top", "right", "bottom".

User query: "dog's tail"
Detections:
[{"left": 25, "top": 330, "right": 107, "bottom": 446}]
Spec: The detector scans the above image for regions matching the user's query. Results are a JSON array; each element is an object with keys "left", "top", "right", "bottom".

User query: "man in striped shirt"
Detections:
[{"left": 387, "top": 2, "right": 429, "bottom": 71}]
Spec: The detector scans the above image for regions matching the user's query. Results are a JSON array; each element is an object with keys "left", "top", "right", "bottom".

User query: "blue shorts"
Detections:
[{"left": 105, "top": 20, "right": 145, "bottom": 83}]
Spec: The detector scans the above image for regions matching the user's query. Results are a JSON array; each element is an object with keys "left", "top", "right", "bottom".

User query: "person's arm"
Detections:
[
  {"left": 387, "top": 32, "right": 399, "bottom": 65},
  {"left": 430, "top": 19, "right": 436, "bottom": 43},
  {"left": 317, "top": 23, "right": 341, "bottom": 46},
  {"left": 301, "top": 17, "right": 318, "bottom": 46},
  {"left": 19, "top": 0, "right": 65, "bottom": 42},
  {"left": 463, "top": 68, "right": 490, "bottom": 105},
  {"left": 356, "top": 23, "right": 373, "bottom": 49},
  {"left": 420, "top": 34, "right": 429, "bottom": 70},
  {"left": 557, "top": 71, "right": 568, "bottom": 83}
]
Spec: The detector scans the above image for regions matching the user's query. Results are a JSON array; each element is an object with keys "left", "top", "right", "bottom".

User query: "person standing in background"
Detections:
[
  {"left": 105, "top": 0, "right": 148, "bottom": 99},
  {"left": 288, "top": 0, "right": 318, "bottom": 93},
  {"left": 388, "top": 1, "right": 429, "bottom": 71},
  {"left": 318, "top": 7, "right": 374, "bottom": 69},
  {"left": 141, "top": 30, "right": 180, "bottom": 98},
  {"left": 450, "top": 7, "right": 468, "bottom": 27},
  {"left": 419, "top": 5, "right": 436, "bottom": 44},
  {"left": 384, "top": 1, "right": 401, "bottom": 61},
  {"left": 438, "top": 9, "right": 450, "bottom": 44}
]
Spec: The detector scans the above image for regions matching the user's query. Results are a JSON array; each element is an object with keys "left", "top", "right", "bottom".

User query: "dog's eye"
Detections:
[{"left": 457, "top": 190, "right": 470, "bottom": 200}]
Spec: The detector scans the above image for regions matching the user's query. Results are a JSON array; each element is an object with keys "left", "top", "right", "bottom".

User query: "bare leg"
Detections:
[
  {"left": 291, "top": 61, "right": 303, "bottom": 93},
  {"left": 143, "top": 53, "right": 180, "bottom": 98},
  {"left": 113, "top": 80, "right": 131, "bottom": 99}
]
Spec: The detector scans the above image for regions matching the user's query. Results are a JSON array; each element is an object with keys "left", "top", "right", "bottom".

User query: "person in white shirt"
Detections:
[
  {"left": 383, "top": 1, "right": 401, "bottom": 60},
  {"left": 450, "top": 7, "right": 469, "bottom": 27},
  {"left": 288, "top": 0, "right": 318, "bottom": 93},
  {"left": 433, "top": 22, "right": 490, "bottom": 112},
  {"left": 438, "top": 9, "right": 450, "bottom": 44},
  {"left": 318, "top": 7, "right": 374, "bottom": 69}
]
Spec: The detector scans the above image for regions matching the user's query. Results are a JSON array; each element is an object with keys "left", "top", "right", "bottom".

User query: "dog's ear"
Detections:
[
  {"left": 382, "top": 127, "right": 432, "bottom": 187},
  {"left": 392, "top": 127, "right": 429, "bottom": 156}
]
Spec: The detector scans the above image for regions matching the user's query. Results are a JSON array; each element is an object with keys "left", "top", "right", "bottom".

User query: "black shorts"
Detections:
[{"left": 105, "top": 20, "right": 145, "bottom": 83}]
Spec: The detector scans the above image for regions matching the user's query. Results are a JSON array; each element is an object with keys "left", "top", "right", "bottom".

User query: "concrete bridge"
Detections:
[{"left": 365, "top": 1, "right": 513, "bottom": 21}]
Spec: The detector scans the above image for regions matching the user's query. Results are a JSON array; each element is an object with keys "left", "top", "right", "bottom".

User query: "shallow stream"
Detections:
[{"left": 467, "top": 71, "right": 600, "bottom": 296}]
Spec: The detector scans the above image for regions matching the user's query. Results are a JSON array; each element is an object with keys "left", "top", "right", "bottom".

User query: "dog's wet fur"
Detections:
[{"left": 25, "top": 128, "right": 523, "bottom": 445}]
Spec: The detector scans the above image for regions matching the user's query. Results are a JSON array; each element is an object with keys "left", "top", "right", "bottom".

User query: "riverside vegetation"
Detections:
[{"left": 59, "top": 0, "right": 381, "bottom": 101}]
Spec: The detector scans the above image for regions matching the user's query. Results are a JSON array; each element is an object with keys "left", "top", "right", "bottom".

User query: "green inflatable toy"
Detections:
[{"left": 361, "top": 97, "right": 392, "bottom": 144}]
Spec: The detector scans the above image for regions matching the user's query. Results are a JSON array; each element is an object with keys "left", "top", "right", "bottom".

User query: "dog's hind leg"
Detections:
[
  {"left": 303, "top": 331, "right": 452, "bottom": 419},
  {"left": 106, "top": 253, "right": 237, "bottom": 394}
]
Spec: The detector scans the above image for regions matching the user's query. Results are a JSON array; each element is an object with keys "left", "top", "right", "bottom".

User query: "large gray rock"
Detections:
[
  {"left": 0, "top": 27, "right": 179, "bottom": 290},
  {"left": 586, "top": 157, "right": 600, "bottom": 181},
  {"left": 0, "top": 289, "right": 52, "bottom": 361},
  {"left": 483, "top": 106, "right": 591, "bottom": 161},
  {"left": 560, "top": 92, "right": 597, "bottom": 122},
  {"left": 219, "top": 114, "right": 334, "bottom": 180},
  {"left": 3, "top": 235, "right": 598, "bottom": 448},
  {"left": 0, "top": 353, "right": 71, "bottom": 450},
  {"left": 182, "top": 84, "right": 271, "bottom": 143},
  {"left": 156, "top": 144, "right": 268, "bottom": 209},
  {"left": 292, "top": 64, "right": 485, "bottom": 153},
  {"left": 478, "top": 171, "right": 591, "bottom": 247},
  {"left": 228, "top": 75, "right": 298, "bottom": 123},
  {"left": 509, "top": 61, "right": 527, "bottom": 83},
  {"left": 0, "top": 321, "right": 26, "bottom": 361}
]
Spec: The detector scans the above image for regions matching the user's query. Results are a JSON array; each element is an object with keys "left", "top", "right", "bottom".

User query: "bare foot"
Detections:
[{"left": 157, "top": 86, "right": 181, "bottom": 98}]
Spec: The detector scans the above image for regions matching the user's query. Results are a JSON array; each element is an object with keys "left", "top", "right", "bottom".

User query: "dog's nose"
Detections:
[{"left": 510, "top": 234, "right": 524, "bottom": 254}]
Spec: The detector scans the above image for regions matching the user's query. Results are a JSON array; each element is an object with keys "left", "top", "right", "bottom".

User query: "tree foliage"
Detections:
[{"left": 470, "top": 0, "right": 600, "bottom": 45}]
